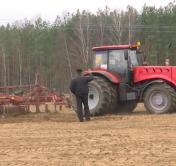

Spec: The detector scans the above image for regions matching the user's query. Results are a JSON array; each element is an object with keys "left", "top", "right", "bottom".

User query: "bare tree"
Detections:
[{"left": 2, "top": 47, "right": 7, "bottom": 87}]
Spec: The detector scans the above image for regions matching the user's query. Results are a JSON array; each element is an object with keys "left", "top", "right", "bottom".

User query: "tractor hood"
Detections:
[{"left": 133, "top": 66, "right": 176, "bottom": 85}]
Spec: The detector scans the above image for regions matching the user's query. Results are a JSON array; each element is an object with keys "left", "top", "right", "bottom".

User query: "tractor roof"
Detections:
[{"left": 92, "top": 44, "right": 137, "bottom": 51}]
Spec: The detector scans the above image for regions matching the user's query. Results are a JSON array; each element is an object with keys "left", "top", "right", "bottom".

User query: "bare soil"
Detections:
[{"left": 0, "top": 104, "right": 176, "bottom": 166}]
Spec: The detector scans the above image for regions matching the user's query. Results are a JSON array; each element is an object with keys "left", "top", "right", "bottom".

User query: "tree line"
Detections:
[{"left": 0, "top": 1, "right": 176, "bottom": 93}]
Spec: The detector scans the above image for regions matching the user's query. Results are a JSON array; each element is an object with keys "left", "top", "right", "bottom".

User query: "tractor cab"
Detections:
[{"left": 92, "top": 44, "right": 140, "bottom": 83}]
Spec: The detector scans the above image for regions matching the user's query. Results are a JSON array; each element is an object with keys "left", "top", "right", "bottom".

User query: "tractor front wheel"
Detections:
[{"left": 144, "top": 84, "right": 176, "bottom": 114}]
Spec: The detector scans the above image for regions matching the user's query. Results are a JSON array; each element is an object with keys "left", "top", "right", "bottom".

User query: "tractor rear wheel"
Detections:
[
  {"left": 144, "top": 83, "right": 176, "bottom": 114},
  {"left": 88, "top": 77, "right": 118, "bottom": 116}
]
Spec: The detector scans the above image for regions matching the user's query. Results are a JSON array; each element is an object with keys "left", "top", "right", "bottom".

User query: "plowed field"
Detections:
[{"left": 0, "top": 104, "right": 176, "bottom": 166}]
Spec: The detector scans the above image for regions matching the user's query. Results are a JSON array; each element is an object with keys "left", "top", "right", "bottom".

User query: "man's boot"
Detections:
[{"left": 85, "top": 117, "right": 90, "bottom": 121}]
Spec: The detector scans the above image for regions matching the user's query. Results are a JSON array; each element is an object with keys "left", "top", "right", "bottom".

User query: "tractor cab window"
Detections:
[
  {"left": 109, "top": 50, "right": 127, "bottom": 73},
  {"left": 129, "top": 50, "right": 139, "bottom": 66},
  {"left": 94, "top": 51, "right": 107, "bottom": 69}
]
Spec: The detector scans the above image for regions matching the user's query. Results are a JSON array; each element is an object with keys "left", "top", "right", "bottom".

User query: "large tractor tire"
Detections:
[
  {"left": 144, "top": 83, "right": 176, "bottom": 114},
  {"left": 88, "top": 77, "right": 118, "bottom": 116}
]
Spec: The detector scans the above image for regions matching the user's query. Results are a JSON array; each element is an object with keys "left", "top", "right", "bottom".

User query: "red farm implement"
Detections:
[{"left": 0, "top": 84, "right": 69, "bottom": 116}]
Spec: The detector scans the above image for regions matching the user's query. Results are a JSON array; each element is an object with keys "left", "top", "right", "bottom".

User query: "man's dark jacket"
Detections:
[{"left": 70, "top": 75, "right": 94, "bottom": 95}]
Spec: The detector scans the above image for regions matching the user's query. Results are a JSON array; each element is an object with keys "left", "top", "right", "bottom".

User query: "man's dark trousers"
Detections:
[{"left": 76, "top": 94, "right": 90, "bottom": 122}]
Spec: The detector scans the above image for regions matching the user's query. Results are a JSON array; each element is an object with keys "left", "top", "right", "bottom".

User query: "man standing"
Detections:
[{"left": 70, "top": 69, "right": 94, "bottom": 122}]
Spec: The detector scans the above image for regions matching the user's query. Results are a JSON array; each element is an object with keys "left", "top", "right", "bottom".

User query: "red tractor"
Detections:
[{"left": 84, "top": 43, "right": 176, "bottom": 115}]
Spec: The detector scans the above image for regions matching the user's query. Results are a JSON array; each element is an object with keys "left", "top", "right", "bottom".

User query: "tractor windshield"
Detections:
[
  {"left": 94, "top": 51, "right": 107, "bottom": 69},
  {"left": 108, "top": 49, "right": 139, "bottom": 82},
  {"left": 108, "top": 49, "right": 138, "bottom": 70},
  {"left": 109, "top": 50, "right": 127, "bottom": 77},
  {"left": 129, "top": 50, "right": 139, "bottom": 66},
  {"left": 93, "top": 49, "right": 138, "bottom": 70}
]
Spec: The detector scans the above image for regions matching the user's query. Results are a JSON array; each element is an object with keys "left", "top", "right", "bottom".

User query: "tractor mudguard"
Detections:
[{"left": 83, "top": 70, "right": 120, "bottom": 84}]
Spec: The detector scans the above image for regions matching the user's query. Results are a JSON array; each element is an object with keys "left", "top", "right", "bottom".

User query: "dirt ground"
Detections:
[{"left": 0, "top": 104, "right": 176, "bottom": 166}]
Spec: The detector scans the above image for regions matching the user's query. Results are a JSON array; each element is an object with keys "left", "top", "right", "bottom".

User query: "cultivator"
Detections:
[{"left": 0, "top": 84, "right": 70, "bottom": 116}]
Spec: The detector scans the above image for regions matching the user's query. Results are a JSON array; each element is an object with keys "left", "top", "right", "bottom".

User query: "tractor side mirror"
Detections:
[{"left": 124, "top": 50, "right": 128, "bottom": 60}]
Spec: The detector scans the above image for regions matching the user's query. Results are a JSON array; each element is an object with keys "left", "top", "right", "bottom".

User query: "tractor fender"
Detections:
[
  {"left": 83, "top": 70, "right": 120, "bottom": 84},
  {"left": 139, "top": 79, "right": 165, "bottom": 100}
]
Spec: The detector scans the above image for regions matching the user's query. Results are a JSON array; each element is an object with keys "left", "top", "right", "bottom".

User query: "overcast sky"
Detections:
[{"left": 0, "top": 0, "right": 173, "bottom": 24}]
